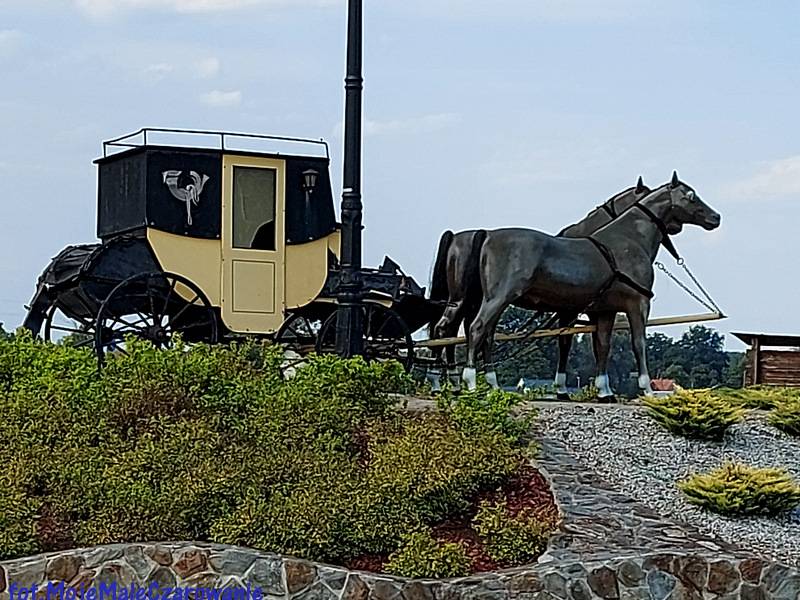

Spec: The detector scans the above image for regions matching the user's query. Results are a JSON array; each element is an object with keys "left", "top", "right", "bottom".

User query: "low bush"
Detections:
[
  {"left": 679, "top": 462, "right": 800, "bottom": 516},
  {"left": 472, "top": 500, "right": 554, "bottom": 565},
  {"left": 714, "top": 386, "right": 800, "bottom": 410},
  {"left": 384, "top": 530, "right": 471, "bottom": 579},
  {"left": 769, "top": 399, "right": 800, "bottom": 437},
  {"left": 644, "top": 389, "right": 745, "bottom": 441},
  {"left": 0, "top": 332, "right": 548, "bottom": 573},
  {"left": 436, "top": 380, "right": 534, "bottom": 443}
]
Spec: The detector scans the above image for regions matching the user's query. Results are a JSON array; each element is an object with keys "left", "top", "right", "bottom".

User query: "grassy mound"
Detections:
[
  {"left": 713, "top": 385, "right": 800, "bottom": 410},
  {"left": 644, "top": 389, "right": 745, "bottom": 441},
  {"left": 679, "top": 462, "right": 800, "bottom": 516},
  {"left": 0, "top": 333, "right": 554, "bottom": 576}
]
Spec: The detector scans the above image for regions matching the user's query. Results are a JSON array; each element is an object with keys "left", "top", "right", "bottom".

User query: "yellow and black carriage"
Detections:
[{"left": 23, "top": 128, "right": 437, "bottom": 367}]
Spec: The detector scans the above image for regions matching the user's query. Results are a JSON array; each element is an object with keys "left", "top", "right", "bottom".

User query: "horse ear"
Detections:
[
  {"left": 671, "top": 171, "right": 680, "bottom": 188},
  {"left": 636, "top": 176, "right": 645, "bottom": 193}
]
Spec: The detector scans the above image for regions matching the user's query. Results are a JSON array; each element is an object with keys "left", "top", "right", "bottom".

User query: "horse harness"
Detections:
[{"left": 584, "top": 203, "right": 682, "bottom": 301}]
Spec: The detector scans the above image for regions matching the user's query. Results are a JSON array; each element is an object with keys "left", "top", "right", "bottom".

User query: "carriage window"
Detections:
[{"left": 232, "top": 166, "right": 277, "bottom": 250}]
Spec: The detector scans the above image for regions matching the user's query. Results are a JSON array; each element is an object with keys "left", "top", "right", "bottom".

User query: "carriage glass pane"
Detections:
[{"left": 232, "top": 166, "right": 276, "bottom": 250}]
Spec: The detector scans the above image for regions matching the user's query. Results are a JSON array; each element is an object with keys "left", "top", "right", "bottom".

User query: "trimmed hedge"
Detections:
[
  {"left": 385, "top": 530, "right": 471, "bottom": 579},
  {"left": 0, "top": 332, "right": 537, "bottom": 575},
  {"left": 679, "top": 462, "right": 800, "bottom": 516},
  {"left": 644, "top": 389, "right": 745, "bottom": 441},
  {"left": 472, "top": 500, "right": 554, "bottom": 565}
]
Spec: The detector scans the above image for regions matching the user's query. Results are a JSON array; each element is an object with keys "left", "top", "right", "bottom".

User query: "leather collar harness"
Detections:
[{"left": 585, "top": 203, "right": 681, "bottom": 300}]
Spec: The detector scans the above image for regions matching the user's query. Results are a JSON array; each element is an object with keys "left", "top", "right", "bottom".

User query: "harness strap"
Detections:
[
  {"left": 600, "top": 202, "right": 617, "bottom": 220},
  {"left": 634, "top": 203, "right": 681, "bottom": 261},
  {"left": 586, "top": 237, "right": 655, "bottom": 299}
]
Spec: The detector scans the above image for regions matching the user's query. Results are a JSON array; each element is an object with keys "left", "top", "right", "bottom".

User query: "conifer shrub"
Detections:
[
  {"left": 714, "top": 385, "right": 800, "bottom": 410},
  {"left": 472, "top": 500, "right": 554, "bottom": 565},
  {"left": 384, "top": 530, "right": 471, "bottom": 579},
  {"left": 679, "top": 462, "right": 800, "bottom": 516},
  {"left": 769, "top": 398, "right": 800, "bottom": 437},
  {"left": 643, "top": 389, "right": 745, "bottom": 440}
]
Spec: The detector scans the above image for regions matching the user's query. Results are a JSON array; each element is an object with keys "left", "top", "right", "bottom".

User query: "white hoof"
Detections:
[
  {"left": 639, "top": 374, "right": 654, "bottom": 397},
  {"left": 554, "top": 372, "right": 567, "bottom": 395},
  {"left": 448, "top": 368, "right": 462, "bottom": 392},
  {"left": 428, "top": 372, "right": 442, "bottom": 393},
  {"left": 462, "top": 367, "right": 477, "bottom": 391},
  {"left": 485, "top": 371, "right": 499, "bottom": 390}
]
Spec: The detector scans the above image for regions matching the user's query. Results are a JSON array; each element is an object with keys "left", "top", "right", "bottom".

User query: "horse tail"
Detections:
[
  {"left": 430, "top": 230, "right": 454, "bottom": 302},
  {"left": 468, "top": 229, "right": 488, "bottom": 290}
]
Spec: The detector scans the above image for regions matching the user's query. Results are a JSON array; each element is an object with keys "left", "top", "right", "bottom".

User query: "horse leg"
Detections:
[
  {"left": 463, "top": 297, "right": 507, "bottom": 391},
  {"left": 592, "top": 312, "right": 617, "bottom": 403},
  {"left": 554, "top": 312, "right": 578, "bottom": 401},
  {"left": 627, "top": 300, "right": 654, "bottom": 396},
  {"left": 429, "top": 302, "right": 464, "bottom": 392},
  {"left": 482, "top": 314, "right": 503, "bottom": 390}
]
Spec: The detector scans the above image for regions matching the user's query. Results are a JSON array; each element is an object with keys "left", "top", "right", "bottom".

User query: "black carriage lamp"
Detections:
[{"left": 302, "top": 169, "right": 319, "bottom": 194}]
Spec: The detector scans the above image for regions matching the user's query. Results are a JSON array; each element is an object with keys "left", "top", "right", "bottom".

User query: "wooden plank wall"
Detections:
[{"left": 744, "top": 349, "right": 800, "bottom": 387}]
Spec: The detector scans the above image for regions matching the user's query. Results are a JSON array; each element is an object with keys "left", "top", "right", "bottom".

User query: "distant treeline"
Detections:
[{"left": 491, "top": 308, "right": 744, "bottom": 396}]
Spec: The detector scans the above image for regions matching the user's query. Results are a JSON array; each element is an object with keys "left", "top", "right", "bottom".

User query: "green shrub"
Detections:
[
  {"left": 436, "top": 380, "right": 534, "bottom": 442},
  {"left": 0, "top": 334, "right": 534, "bottom": 570},
  {"left": 644, "top": 389, "right": 745, "bottom": 440},
  {"left": 472, "top": 500, "right": 554, "bottom": 565},
  {"left": 384, "top": 530, "right": 471, "bottom": 579},
  {"left": 769, "top": 399, "right": 800, "bottom": 437},
  {"left": 679, "top": 462, "right": 800, "bottom": 516}
]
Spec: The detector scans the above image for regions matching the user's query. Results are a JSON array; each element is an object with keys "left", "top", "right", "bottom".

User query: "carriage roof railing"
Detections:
[{"left": 102, "top": 127, "right": 330, "bottom": 160}]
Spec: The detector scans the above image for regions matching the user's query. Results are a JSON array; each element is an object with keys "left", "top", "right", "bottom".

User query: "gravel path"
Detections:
[{"left": 536, "top": 404, "right": 800, "bottom": 567}]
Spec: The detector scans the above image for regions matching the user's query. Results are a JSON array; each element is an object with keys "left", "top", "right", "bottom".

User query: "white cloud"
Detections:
[
  {"left": 195, "top": 57, "right": 220, "bottom": 79},
  {"left": 723, "top": 156, "right": 800, "bottom": 201},
  {"left": 74, "top": 0, "right": 338, "bottom": 18},
  {"left": 143, "top": 62, "right": 175, "bottom": 82},
  {"left": 200, "top": 89, "right": 242, "bottom": 107},
  {"left": 0, "top": 30, "right": 25, "bottom": 60}
]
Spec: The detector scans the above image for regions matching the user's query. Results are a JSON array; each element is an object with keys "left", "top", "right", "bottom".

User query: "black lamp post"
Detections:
[{"left": 336, "top": 0, "right": 365, "bottom": 358}]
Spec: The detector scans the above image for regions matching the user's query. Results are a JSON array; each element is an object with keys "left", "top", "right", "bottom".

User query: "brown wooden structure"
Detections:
[{"left": 732, "top": 332, "right": 800, "bottom": 387}]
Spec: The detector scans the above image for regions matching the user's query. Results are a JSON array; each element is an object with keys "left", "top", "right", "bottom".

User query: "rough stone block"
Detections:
[
  {"left": 245, "top": 558, "right": 284, "bottom": 597},
  {"left": 5, "top": 559, "right": 46, "bottom": 588},
  {"left": 707, "top": 560, "right": 739, "bottom": 596},
  {"left": 84, "top": 547, "right": 123, "bottom": 569},
  {"left": 123, "top": 546, "right": 153, "bottom": 581},
  {"left": 147, "top": 566, "right": 178, "bottom": 589},
  {"left": 96, "top": 563, "right": 135, "bottom": 588},
  {"left": 617, "top": 562, "right": 644, "bottom": 588},
  {"left": 645, "top": 571, "right": 675, "bottom": 600},
  {"left": 739, "top": 584, "right": 767, "bottom": 600},
  {"left": 146, "top": 546, "right": 173, "bottom": 567},
  {"left": 174, "top": 550, "right": 209, "bottom": 580},
  {"left": 284, "top": 560, "right": 317, "bottom": 595},
  {"left": 739, "top": 559, "right": 765, "bottom": 585},
  {"left": 587, "top": 566, "right": 619, "bottom": 599},
  {"left": 567, "top": 580, "right": 592, "bottom": 600},
  {"left": 209, "top": 550, "right": 257, "bottom": 577},
  {"left": 46, "top": 555, "right": 83, "bottom": 584}
]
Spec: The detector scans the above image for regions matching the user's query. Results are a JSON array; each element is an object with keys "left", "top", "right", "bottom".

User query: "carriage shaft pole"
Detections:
[
  {"left": 336, "top": 0, "right": 365, "bottom": 358},
  {"left": 418, "top": 311, "right": 726, "bottom": 349}
]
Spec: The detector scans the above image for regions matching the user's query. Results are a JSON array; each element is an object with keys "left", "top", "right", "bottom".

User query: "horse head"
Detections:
[
  {"left": 668, "top": 171, "right": 721, "bottom": 232},
  {"left": 650, "top": 171, "right": 721, "bottom": 234}
]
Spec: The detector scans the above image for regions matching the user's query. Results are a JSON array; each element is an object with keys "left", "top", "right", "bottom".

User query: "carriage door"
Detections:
[{"left": 221, "top": 155, "right": 285, "bottom": 334}]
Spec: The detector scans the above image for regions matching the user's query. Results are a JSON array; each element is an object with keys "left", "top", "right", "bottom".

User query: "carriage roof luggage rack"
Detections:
[{"left": 102, "top": 127, "right": 330, "bottom": 160}]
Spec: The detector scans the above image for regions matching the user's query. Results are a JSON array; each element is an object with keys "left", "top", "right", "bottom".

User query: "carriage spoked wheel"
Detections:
[
  {"left": 274, "top": 313, "right": 324, "bottom": 354},
  {"left": 315, "top": 303, "right": 414, "bottom": 371},
  {"left": 43, "top": 304, "right": 95, "bottom": 348},
  {"left": 94, "top": 272, "right": 218, "bottom": 366}
]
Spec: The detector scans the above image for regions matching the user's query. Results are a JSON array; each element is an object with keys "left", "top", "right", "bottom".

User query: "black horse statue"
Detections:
[
  {"left": 428, "top": 176, "right": 651, "bottom": 394},
  {"left": 460, "top": 172, "right": 720, "bottom": 400}
]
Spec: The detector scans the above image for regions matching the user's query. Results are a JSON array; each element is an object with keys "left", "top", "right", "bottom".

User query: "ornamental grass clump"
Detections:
[
  {"left": 644, "top": 388, "right": 745, "bottom": 441},
  {"left": 384, "top": 530, "right": 471, "bottom": 579},
  {"left": 679, "top": 462, "right": 800, "bottom": 516}
]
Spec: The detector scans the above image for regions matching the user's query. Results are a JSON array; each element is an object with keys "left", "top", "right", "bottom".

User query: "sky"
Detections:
[{"left": 1, "top": 1, "right": 800, "bottom": 350}]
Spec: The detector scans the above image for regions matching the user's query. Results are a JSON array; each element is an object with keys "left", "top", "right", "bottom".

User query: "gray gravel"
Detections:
[{"left": 536, "top": 404, "right": 800, "bottom": 566}]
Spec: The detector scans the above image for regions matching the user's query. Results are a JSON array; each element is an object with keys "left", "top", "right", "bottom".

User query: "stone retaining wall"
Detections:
[{"left": 1, "top": 438, "right": 797, "bottom": 599}]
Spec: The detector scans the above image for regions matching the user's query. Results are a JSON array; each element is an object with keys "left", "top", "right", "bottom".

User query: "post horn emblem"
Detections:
[{"left": 162, "top": 170, "right": 210, "bottom": 226}]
